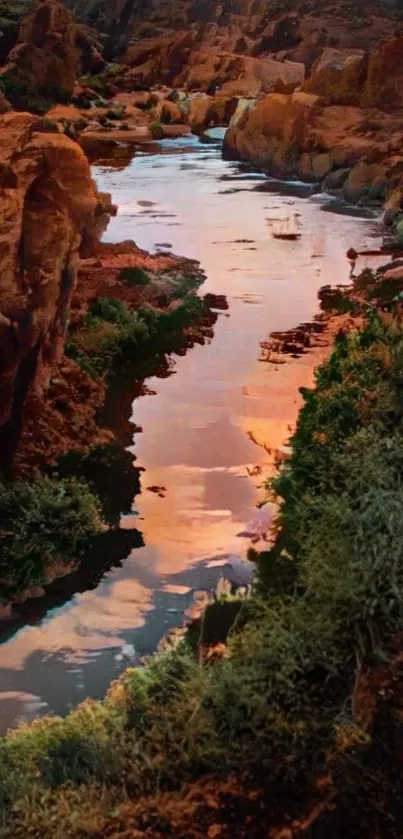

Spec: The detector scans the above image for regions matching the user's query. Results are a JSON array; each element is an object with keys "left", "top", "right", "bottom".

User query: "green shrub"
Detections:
[
  {"left": 119, "top": 267, "right": 150, "bottom": 287},
  {"left": 106, "top": 106, "right": 125, "bottom": 120},
  {"left": 149, "top": 120, "right": 164, "bottom": 140},
  {"left": 0, "top": 475, "right": 102, "bottom": 598},
  {"left": 264, "top": 312, "right": 403, "bottom": 659},
  {"left": 39, "top": 118, "right": 59, "bottom": 132},
  {"left": 104, "top": 63, "right": 125, "bottom": 77},
  {"left": 78, "top": 74, "right": 107, "bottom": 95},
  {"left": 66, "top": 294, "right": 205, "bottom": 378},
  {"left": 56, "top": 443, "right": 140, "bottom": 527}
]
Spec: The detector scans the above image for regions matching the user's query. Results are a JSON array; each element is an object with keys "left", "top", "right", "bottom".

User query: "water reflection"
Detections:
[{"left": 0, "top": 133, "right": 383, "bottom": 732}]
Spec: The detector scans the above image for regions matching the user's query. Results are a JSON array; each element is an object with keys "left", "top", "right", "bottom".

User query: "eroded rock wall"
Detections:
[
  {"left": 0, "top": 112, "right": 109, "bottom": 456},
  {"left": 223, "top": 35, "right": 403, "bottom": 215},
  {"left": 60, "top": 0, "right": 402, "bottom": 65}
]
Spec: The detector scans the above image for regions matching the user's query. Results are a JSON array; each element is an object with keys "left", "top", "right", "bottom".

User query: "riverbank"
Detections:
[
  {"left": 2, "top": 259, "right": 403, "bottom": 838},
  {"left": 223, "top": 37, "right": 403, "bottom": 226},
  {"left": 0, "top": 210, "right": 217, "bottom": 612}
]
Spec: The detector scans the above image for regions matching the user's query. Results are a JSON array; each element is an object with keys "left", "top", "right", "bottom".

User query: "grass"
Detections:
[{"left": 2, "top": 304, "right": 403, "bottom": 836}]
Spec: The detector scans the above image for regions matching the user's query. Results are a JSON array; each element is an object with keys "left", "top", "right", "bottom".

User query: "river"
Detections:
[{"left": 0, "top": 131, "right": 382, "bottom": 733}]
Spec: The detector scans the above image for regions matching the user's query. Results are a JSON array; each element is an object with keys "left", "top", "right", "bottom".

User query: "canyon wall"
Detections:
[
  {"left": 0, "top": 0, "right": 104, "bottom": 108},
  {"left": 223, "top": 35, "right": 403, "bottom": 216},
  {"left": 60, "top": 0, "right": 402, "bottom": 64},
  {"left": 0, "top": 112, "right": 111, "bottom": 458}
]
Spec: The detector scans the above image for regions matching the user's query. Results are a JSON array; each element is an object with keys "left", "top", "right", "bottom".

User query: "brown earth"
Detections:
[{"left": 14, "top": 238, "right": 206, "bottom": 475}]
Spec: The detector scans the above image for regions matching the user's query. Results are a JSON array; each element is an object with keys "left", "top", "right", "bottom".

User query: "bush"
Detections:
[
  {"left": 66, "top": 294, "right": 205, "bottom": 378},
  {"left": 149, "top": 120, "right": 164, "bottom": 140},
  {"left": 78, "top": 74, "right": 107, "bottom": 95},
  {"left": 0, "top": 475, "right": 102, "bottom": 598},
  {"left": 264, "top": 312, "right": 403, "bottom": 659},
  {"left": 56, "top": 443, "right": 140, "bottom": 527},
  {"left": 39, "top": 118, "right": 59, "bottom": 133},
  {"left": 119, "top": 267, "right": 150, "bottom": 287}
]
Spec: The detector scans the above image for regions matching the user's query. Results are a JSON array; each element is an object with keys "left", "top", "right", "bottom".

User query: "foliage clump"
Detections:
[
  {"left": 0, "top": 475, "right": 102, "bottom": 599},
  {"left": 66, "top": 294, "right": 204, "bottom": 377},
  {"left": 119, "top": 267, "right": 150, "bottom": 287}
]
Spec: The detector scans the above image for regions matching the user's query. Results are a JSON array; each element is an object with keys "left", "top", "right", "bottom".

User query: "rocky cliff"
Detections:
[
  {"left": 223, "top": 34, "right": 403, "bottom": 218},
  {"left": 61, "top": 0, "right": 402, "bottom": 64},
  {"left": 0, "top": 112, "right": 110, "bottom": 461},
  {"left": 0, "top": 0, "right": 104, "bottom": 110}
]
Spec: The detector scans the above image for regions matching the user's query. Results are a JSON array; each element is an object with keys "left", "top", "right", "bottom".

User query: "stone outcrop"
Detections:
[
  {"left": 118, "top": 30, "right": 304, "bottom": 96},
  {"left": 0, "top": 0, "right": 105, "bottom": 108},
  {"left": 223, "top": 34, "right": 403, "bottom": 217},
  {"left": 362, "top": 36, "right": 403, "bottom": 109},
  {"left": 60, "top": 0, "right": 402, "bottom": 68},
  {"left": 0, "top": 111, "right": 109, "bottom": 458},
  {"left": 0, "top": 0, "right": 400, "bottom": 105}
]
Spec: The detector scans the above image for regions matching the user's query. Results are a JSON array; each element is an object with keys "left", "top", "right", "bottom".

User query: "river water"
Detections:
[{"left": 0, "top": 132, "right": 382, "bottom": 733}]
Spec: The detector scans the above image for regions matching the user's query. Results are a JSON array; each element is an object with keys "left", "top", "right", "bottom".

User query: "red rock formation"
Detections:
[
  {"left": 362, "top": 36, "right": 403, "bottom": 109},
  {"left": 223, "top": 34, "right": 403, "bottom": 215},
  {"left": 0, "top": 111, "right": 110, "bottom": 457},
  {"left": 119, "top": 29, "right": 304, "bottom": 96},
  {"left": 61, "top": 0, "right": 402, "bottom": 69},
  {"left": 303, "top": 48, "right": 368, "bottom": 106},
  {"left": 0, "top": 0, "right": 105, "bottom": 107}
]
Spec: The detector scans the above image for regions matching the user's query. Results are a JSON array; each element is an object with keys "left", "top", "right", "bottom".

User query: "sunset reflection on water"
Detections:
[{"left": 0, "top": 134, "right": 382, "bottom": 732}]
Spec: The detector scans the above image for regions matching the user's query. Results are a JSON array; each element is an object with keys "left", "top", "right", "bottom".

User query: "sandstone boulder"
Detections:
[{"left": 223, "top": 93, "right": 310, "bottom": 174}]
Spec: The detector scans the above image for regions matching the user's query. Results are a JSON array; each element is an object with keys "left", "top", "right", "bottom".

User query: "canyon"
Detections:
[{"left": 0, "top": 1, "right": 403, "bottom": 837}]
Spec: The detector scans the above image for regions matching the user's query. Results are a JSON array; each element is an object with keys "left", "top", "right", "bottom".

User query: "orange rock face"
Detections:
[
  {"left": 303, "top": 48, "right": 368, "bottom": 106},
  {"left": 223, "top": 34, "right": 403, "bottom": 215},
  {"left": 120, "top": 31, "right": 304, "bottom": 97},
  {"left": 1, "top": 0, "right": 104, "bottom": 106},
  {"left": 0, "top": 111, "right": 109, "bottom": 456}
]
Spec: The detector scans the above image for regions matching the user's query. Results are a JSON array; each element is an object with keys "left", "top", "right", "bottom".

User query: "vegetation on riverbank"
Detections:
[
  {"left": 0, "top": 274, "right": 209, "bottom": 606},
  {"left": 2, "top": 267, "right": 403, "bottom": 836},
  {"left": 66, "top": 294, "right": 205, "bottom": 378},
  {"left": 0, "top": 474, "right": 102, "bottom": 601}
]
